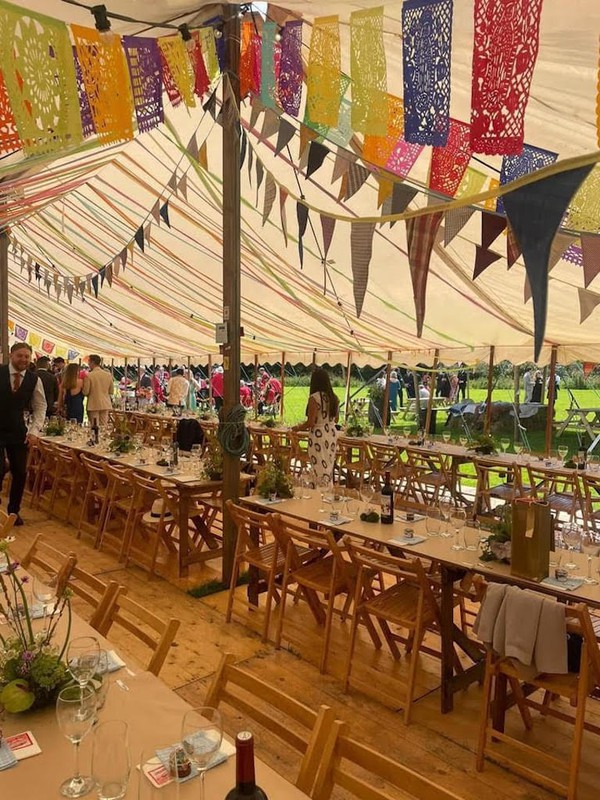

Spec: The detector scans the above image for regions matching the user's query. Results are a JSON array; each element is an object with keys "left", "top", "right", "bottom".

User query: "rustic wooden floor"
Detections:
[{"left": 6, "top": 500, "right": 600, "bottom": 800}]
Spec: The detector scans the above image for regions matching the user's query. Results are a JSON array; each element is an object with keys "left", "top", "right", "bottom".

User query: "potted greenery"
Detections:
[
  {"left": 467, "top": 433, "right": 498, "bottom": 455},
  {"left": 45, "top": 417, "right": 66, "bottom": 437},
  {"left": 202, "top": 438, "right": 224, "bottom": 481},
  {"left": 255, "top": 456, "right": 294, "bottom": 499},
  {"left": 108, "top": 418, "right": 136, "bottom": 454},
  {"left": 480, "top": 505, "right": 512, "bottom": 562},
  {"left": 345, "top": 402, "right": 369, "bottom": 438},
  {"left": 368, "top": 382, "right": 385, "bottom": 429}
]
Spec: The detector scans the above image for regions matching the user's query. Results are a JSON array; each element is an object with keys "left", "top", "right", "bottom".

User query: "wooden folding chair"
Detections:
[
  {"left": 289, "top": 430, "right": 310, "bottom": 475},
  {"left": 335, "top": 436, "right": 371, "bottom": 489},
  {"left": 367, "top": 441, "right": 406, "bottom": 493},
  {"left": 473, "top": 457, "right": 526, "bottom": 518},
  {"left": 31, "top": 439, "right": 61, "bottom": 510},
  {"left": 122, "top": 473, "right": 177, "bottom": 576},
  {"left": 271, "top": 516, "right": 376, "bottom": 674},
  {"left": 526, "top": 465, "right": 583, "bottom": 523},
  {"left": 403, "top": 447, "right": 453, "bottom": 510},
  {"left": 581, "top": 472, "right": 600, "bottom": 533},
  {"left": 97, "top": 461, "right": 135, "bottom": 551},
  {"left": 96, "top": 588, "right": 180, "bottom": 676},
  {"left": 77, "top": 453, "right": 110, "bottom": 540},
  {"left": 204, "top": 652, "right": 335, "bottom": 795},
  {"left": 342, "top": 537, "right": 444, "bottom": 724},
  {"left": 48, "top": 445, "right": 85, "bottom": 523},
  {"left": 0, "top": 508, "right": 17, "bottom": 537},
  {"left": 313, "top": 718, "right": 463, "bottom": 800},
  {"left": 225, "top": 500, "right": 282, "bottom": 642},
  {"left": 476, "top": 603, "right": 600, "bottom": 800}
]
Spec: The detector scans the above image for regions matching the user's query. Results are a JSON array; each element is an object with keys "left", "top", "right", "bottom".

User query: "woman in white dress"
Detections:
[{"left": 293, "top": 367, "right": 339, "bottom": 485}]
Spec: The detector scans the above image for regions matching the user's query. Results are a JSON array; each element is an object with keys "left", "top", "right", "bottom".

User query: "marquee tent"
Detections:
[{"left": 2, "top": 0, "right": 600, "bottom": 366}]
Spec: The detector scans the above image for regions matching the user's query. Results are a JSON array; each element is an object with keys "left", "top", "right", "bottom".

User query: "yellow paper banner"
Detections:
[
  {"left": 306, "top": 16, "right": 341, "bottom": 128},
  {"left": 158, "top": 35, "right": 196, "bottom": 109},
  {"left": 350, "top": 7, "right": 388, "bottom": 136}
]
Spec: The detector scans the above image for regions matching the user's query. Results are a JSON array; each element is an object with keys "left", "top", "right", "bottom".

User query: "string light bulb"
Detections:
[
  {"left": 178, "top": 23, "right": 195, "bottom": 53},
  {"left": 275, "top": 26, "right": 282, "bottom": 42},
  {"left": 91, "top": 4, "right": 118, "bottom": 45}
]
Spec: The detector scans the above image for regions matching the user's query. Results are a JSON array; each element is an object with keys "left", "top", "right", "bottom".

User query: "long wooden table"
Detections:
[
  {"left": 555, "top": 407, "right": 600, "bottom": 439},
  {"left": 1, "top": 597, "right": 309, "bottom": 798},
  {"left": 242, "top": 492, "right": 600, "bottom": 715}
]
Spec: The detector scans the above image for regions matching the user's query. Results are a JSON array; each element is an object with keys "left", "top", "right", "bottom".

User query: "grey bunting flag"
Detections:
[
  {"left": 320, "top": 215, "right": 336, "bottom": 259},
  {"left": 275, "top": 119, "right": 295, "bottom": 156},
  {"left": 351, "top": 222, "right": 376, "bottom": 317},
  {"left": 297, "top": 203, "right": 309, "bottom": 268},
  {"left": 345, "top": 162, "right": 370, "bottom": 200},
  {"left": 262, "top": 172, "right": 276, "bottom": 225},
  {"left": 306, "top": 141, "right": 329, "bottom": 179},
  {"left": 443, "top": 207, "right": 475, "bottom": 246},
  {"left": 503, "top": 163, "right": 595, "bottom": 361}
]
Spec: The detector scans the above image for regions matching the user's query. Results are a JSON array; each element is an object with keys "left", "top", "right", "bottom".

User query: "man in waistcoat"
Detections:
[{"left": 0, "top": 342, "right": 47, "bottom": 525}]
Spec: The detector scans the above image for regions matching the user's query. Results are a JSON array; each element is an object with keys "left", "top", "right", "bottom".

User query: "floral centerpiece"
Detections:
[
  {"left": 479, "top": 505, "right": 512, "bottom": 562},
  {"left": 258, "top": 417, "right": 276, "bottom": 429},
  {"left": 202, "top": 438, "right": 224, "bottom": 481},
  {"left": 345, "top": 402, "right": 369, "bottom": 438},
  {"left": 0, "top": 542, "right": 72, "bottom": 714},
  {"left": 108, "top": 418, "right": 136, "bottom": 454},
  {"left": 466, "top": 433, "right": 498, "bottom": 455},
  {"left": 45, "top": 417, "right": 66, "bottom": 437},
  {"left": 256, "top": 456, "right": 294, "bottom": 499}
]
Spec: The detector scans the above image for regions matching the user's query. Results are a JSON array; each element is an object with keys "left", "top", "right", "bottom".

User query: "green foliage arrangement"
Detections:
[
  {"left": 479, "top": 505, "right": 512, "bottom": 562},
  {"left": 255, "top": 456, "right": 294, "bottom": 499},
  {"left": 45, "top": 417, "right": 66, "bottom": 437},
  {"left": 202, "top": 437, "right": 224, "bottom": 480},
  {"left": 108, "top": 418, "right": 136, "bottom": 454}
]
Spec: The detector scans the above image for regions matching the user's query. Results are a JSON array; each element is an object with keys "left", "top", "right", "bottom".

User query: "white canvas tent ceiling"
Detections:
[{"left": 2, "top": 0, "right": 600, "bottom": 366}]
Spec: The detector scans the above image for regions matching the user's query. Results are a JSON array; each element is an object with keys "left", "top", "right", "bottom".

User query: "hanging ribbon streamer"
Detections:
[
  {"left": 497, "top": 144, "right": 558, "bottom": 213},
  {"left": 350, "top": 7, "right": 388, "bottom": 137},
  {"left": 429, "top": 119, "right": 472, "bottom": 197},
  {"left": 402, "top": 0, "right": 453, "bottom": 146},
  {"left": 122, "top": 36, "right": 163, "bottom": 134},
  {"left": 363, "top": 95, "right": 404, "bottom": 168},
  {"left": 470, "top": 0, "right": 543, "bottom": 155},
  {"left": 567, "top": 167, "right": 600, "bottom": 232},
  {"left": 278, "top": 20, "right": 303, "bottom": 117},
  {"left": 306, "top": 16, "right": 342, "bottom": 128},
  {"left": 260, "top": 20, "right": 280, "bottom": 110},
  {"left": 158, "top": 35, "right": 195, "bottom": 108},
  {"left": 72, "top": 24, "right": 133, "bottom": 145},
  {"left": 0, "top": 5, "right": 82, "bottom": 155}
]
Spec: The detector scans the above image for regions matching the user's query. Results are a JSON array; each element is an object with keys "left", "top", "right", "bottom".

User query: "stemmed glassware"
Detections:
[
  {"left": 580, "top": 530, "right": 599, "bottom": 585},
  {"left": 459, "top": 436, "right": 468, "bottom": 448},
  {"left": 500, "top": 438, "right": 510, "bottom": 453},
  {"left": 181, "top": 707, "right": 223, "bottom": 800},
  {"left": 402, "top": 427, "right": 411, "bottom": 440},
  {"left": 32, "top": 572, "right": 57, "bottom": 632},
  {"left": 561, "top": 523, "right": 581, "bottom": 570},
  {"left": 439, "top": 493, "right": 453, "bottom": 538},
  {"left": 513, "top": 442, "right": 523, "bottom": 456},
  {"left": 450, "top": 507, "right": 467, "bottom": 550},
  {"left": 56, "top": 684, "right": 97, "bottom": 798},
  {"left": 557, "top": 445, "right": 568, "bottom": 464},
  {"left": 92, "top": 720, "right": 131, "bottom": 800},
  {"left": 67, "top": 636, "right": 101, "bottom": 697},
  {"left": 442, "top": 431, "right": 451, "bottom": 444},
  {"left": 301, "top": 464, "right": 313, "bottom": 498}
]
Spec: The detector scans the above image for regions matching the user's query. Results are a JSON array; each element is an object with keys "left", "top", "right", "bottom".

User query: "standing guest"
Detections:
[
  {"left": 240, "top": 380, "right": 252, "bottom": 408},
  {"left": 457, "top": 367, "right": 468, "bottom": 402},
  {"left": 437, "top": 371, "right": 451, "bottom": 399},
  {"left": 404, "top": 370, "right": 415, "bottom": 400},
  {"left": 82, "top": 354, "right": 113, "bottom": 426},
  {"left": 166, "top": 368, "right": 190, "bottom": 408},
  {"left": 531, "top": 370, "right": 543, "bottom": 404},
  {"left": 546, "top": 372, "right": 561, "bottom": 401},
  {"left": 388, "top": 370, "right": 400, "bottom": 412},
  {"left": 396, "top": 370, "right": 404, "bottom": 408},
  {"left": 52, "top": 356, "right": 65, "bottom": 384},
  {"left": 262, "top": 375, "right": 282, "bottom": 411},
  {"left": 0, "top": 342, "right": 46, "bottom": 525},
  {"left": 58, "top": 362, "right": 84, "bottom": 423},
  {"left": 151, "top": 365, "right": 169, "bottom": 403},
  {"left": 257, "top": 367, "right": 270, "bottom": 393},
  {"left": 449, "top": 373, "right": 459, "bottom": 403},
  {"left": 292, "top": 367, "right": 339, "bottom": 486},
  {"left": 35, "top": 356, "right": 59, "bottom": 417},
  {"left": 419, "top": 383, "right": 430, "bottom": 401},
  {"left": 211, "top": 365, "right": 224, "bottom": 412},
  {"left": 523, "top": 368, "right": 533, "bottom": 403}
]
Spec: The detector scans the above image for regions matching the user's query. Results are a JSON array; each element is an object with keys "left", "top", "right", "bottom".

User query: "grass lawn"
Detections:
[{"left": 280, "top": 385, "right": 600, "bottom": 459}]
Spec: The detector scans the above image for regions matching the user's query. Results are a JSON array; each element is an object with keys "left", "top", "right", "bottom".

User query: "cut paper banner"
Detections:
[
  {"left": 579, "top": 288, "right": 600, "bottom": 323},
  {"left": 260, "top": 20, "right": 280, "bottom": 110},
  {"left": 0, "top": 5, "right": 82, "bottom": 155},
  {"left": 581, "top": 233, "right": 600, "bottom": 288},
  {"left": 351, "top": 222, "right": 376, "bottom": 316},
  {"left": 0, "top": 68, "right": 22, "bottom": 153},
  {"left": 443, "top": 207, "right": 475, "bottom": 246},
  {"left": 405, "top": 212, "right": 444, "bottom": 337},
  {"left": 363, "top": 95, "right": 404, "bottom": 168},
  {"left": 563, "top": 242, "right": 584, "bottom": 266},
  {"left": 470, "top": 0, "right": 543, "bottom": 155},
  {"left": 278, "top": 20, "right": 303, "bottom": 117},
  {"left": 122, "top": 36, "right": 163, "bottom": 134},
  {"left": 455, "top": 167, "right": 487, "bottom": 199},
  {"left": 497, "top": 144, "right": 558, "bottom": 213},
  {"left": 503, "top": 163, "right": 594, "bottom": 360},
  {"left": 429, "top": 119, "right": 472, "bottom": 197},
  {"left": 386, "top": 139, "right": 424, "bottom": 178},
  {"left": 567, "top": 167, "right": 600, "bottom": 232},
  {"left": 402, "top": 0, "right": 453, "bottom": 146},
  {"left": 157, "top": 35, "right": 195, "bottom": 108},
  {"left": 350, "top": 7, "right": 387, "bottom": 137},
  {"left": 306, "top": 16, "right": 341, "bottom": 128}
]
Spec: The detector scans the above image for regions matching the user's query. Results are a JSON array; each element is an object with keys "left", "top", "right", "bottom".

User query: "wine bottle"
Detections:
[
  {"left": 577, "top": 446, "right": 587, "bottom": 471},
  {"left": 225, "top": 732, "right": 268, "bottom": 799},
  {"left": 380, "top": 470, "right": 394, "bottom": 524}
]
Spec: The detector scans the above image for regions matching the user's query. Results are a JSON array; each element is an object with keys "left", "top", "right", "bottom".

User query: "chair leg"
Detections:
[
  {"left": 320, "top": 590, "right": 337, "bottom": 675},
  {"left": 343, "top": 605, "right": 362, "bottom": 692},
  {"left": 476, "top": 653, "right": 495, "bottom": 772},
  {"left": 507, "top": 676, "right": 533, "bottom": 731},
  {"left": 567, "top": 655, "right": 589, "bottom": 800},
  {"left": 262, "top": 565, "right": 279, "bottom": 644},
  {"left": 403, "top": 625, "right": 424, "bottom": 725},
  {"left": 274, "top": 574, "right": 290, "bottom": 650},
  {"left": 225, "top": 556, "right": 240, "bottom": 623}
]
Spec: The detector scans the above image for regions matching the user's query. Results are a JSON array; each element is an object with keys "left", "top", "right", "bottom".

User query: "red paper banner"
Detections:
[
  {"left": 429, "top": 119, "right": 472, "bottom": 197},
  {"left": 470, "top": 0, "right": 543, "bottom": 155},
  {"left": 583, "top": 362, "right": 596, "bottom": 378},
  {"left": 42, "top": 339, "right": 55, "bottom": 354}
]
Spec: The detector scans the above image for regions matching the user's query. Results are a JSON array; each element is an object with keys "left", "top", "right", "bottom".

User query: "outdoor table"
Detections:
[
  {"left": 1, "top": 593, "right": 309, "bottom": 799},
  {"left": 555, "top": 407, "right": 600, "bottom": 440},
  {"left": 242, "top": 493, "right": 600, "bottom": 717}
]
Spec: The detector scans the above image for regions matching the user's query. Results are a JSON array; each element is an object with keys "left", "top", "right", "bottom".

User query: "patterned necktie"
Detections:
[{"left": 12, "top": 372, "right": 21, "bottom": 392}]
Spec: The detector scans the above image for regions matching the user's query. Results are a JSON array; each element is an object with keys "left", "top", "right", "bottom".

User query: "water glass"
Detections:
[
  {"left": 137, "top": 747, "right": 180, "bottom": 799},
  {"left": 425, "top": 509, "right": 442, "bottom": 537},
  {"left": 439, "top": 495, "right": 453, "bottom": 538},
  {"left": 442, "top": 431, "right": 451, "bottom": 444},
  {"left": 561, "top": 523, "right": 581, "bottom": 570},
  {"left": 450, "top": 507, "right": 467, "bottom": 550},
  {"left": 32, "top": 573, "right": 57, "bottom": 630},
  {"left": 500, "top": 438, "right": 510, "bottom": 453},
  {"left": 581, "top": 530, "right": 599, "bottom": 585},
  {"left": 92, "top": 720, "right": 130, "bottom": 800},
  {"left": 464, "top": 520, "right": 481, "bottom": 552}
]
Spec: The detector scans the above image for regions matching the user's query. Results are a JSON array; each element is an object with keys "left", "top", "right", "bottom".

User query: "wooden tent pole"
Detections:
[
  {"left": 484, "top": 346, "right": 495, "bottom": 435},
  {"left": 513, "top": 363, "right": 520, "bottom": 444},
  {"left": 253, "top": 354, "right": 259, "bottom": 419},
  {"left": 187, "top": 355, "right": 192, "bottom": 408},
  {"left": 545, "top": 345, "right": 558, "bottom": 455},
  {"left": 110, "top": 359, "right": 114, "bottom": 382},
  {"left": 137, "top": 357, "right": 141, "bottom": 390},
  {"left": 424, "top": 350, "right": 440, "bottom": 439},
  {"left": 221, "top": 3, "right": 241, "bottom": 584},
  {"left": 344, "top": 351, "right": 352, "bottom": 421},
  {"left": 279, "top": 351, "right": 286, "bottom": 420},
  {"left": 0, "top": 226, "right": 8, "bottom": 364},
  {"left": 208, "top": 354, "right": 213, "bottom": 407},
  {"left": 413, "top": 370, "right": 421, "bottom": 423},
  {"left": 382, "top": 351, "right": 393, "bottom": 428}
]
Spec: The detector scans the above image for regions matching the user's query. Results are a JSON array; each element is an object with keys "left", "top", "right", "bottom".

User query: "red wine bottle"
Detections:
[
  {"left": 380, "top": 470, "right": 394, "bottom": 525},
  {"left": 225, "top": 732, "right": 268, "bottom": 799}
]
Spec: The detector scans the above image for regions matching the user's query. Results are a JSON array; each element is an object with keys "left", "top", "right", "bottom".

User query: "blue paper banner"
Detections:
[{"left": 497, "top": 144, "right": 558, "bottom": 213}]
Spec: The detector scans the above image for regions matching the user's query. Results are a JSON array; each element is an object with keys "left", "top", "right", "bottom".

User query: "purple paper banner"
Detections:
[
  {"left": 563, "top": 243, "right": 584, "bottom": 267},
  {"left": 73, "top": 47, "right": 95, "bottom": 138},
  {"left": 14, "top": 325, "right": 28, "bottom": 341},
  {"left": 278, "top": 20, "right": 303, "bottom": 117},
  {"left": 497, "top": 144, "right": 558, "bottom": 213},
  {"left": 402, "top": 0, "right": 453, "bottom": 146},
  {"left": 122, "top": 37, "right": 164, "bottom": 134}
]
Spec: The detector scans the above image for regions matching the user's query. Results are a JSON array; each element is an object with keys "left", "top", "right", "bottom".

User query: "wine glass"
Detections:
[
  {"left": 302, "top": 464, "right": 313, "bottom": 498},
  {"left": 181, "top": 707, "right": 223, "bottom": 800},
  {"left": 56, "top": 684, "right": 97, "bottom": 798},
  {"left": 67, "top": 637, "right": 101, "bottom": 693},
  {"left": 459, "top": 435, "right": 468, "bottom": 448},
  {"left": 425, "top": 508, "right": 442, "bottom": 537},
  {"left": 439, "top": 494, "right": 453, "bottom": 538},
  {"left": 561, "top": 523, "right": 581, "bottom": 570},
  {"left": 580, "top": 530, "right": 599, "bottom": 585},
  {"left": 513, "top": 442, "right": 523, "bottom": 456},
  {"left": 500, "top": 438, "right": 510, "bottom": 453},
  {"left": 32, "top": 572, "right": 57, "bottom": 631},
  {"left": 442, "top": 431, "right": 451, "bottom": 444},
  {"left": 403, "top": 426, "right": 411, "bottom": 440},
  {"left": 557, "top": 445, "right": 568, "bottom": 464},
  {"left": 318, "top": 474, "right": 332, "bottom": 512},
  {"left": 92, "top": 720, "right": 130, "bottom": 800},
  {"left": 450, "top": 507, "right": 467, "bottom": 550}
]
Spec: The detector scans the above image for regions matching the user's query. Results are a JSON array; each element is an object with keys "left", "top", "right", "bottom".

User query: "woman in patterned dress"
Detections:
[{"left": 293, "top": 367, "right": 339, "bottom": 486}]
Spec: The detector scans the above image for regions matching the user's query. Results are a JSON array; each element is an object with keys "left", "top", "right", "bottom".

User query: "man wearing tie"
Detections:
[{"left": 0, "top": 342, "right": 47, "bottom": 525}]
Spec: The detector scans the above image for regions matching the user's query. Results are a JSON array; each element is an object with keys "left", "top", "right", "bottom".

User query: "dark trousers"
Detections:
[
  {"left": 459, "top": 384, "right": 467, "bottom": 401},
  {"left": 0, "top": 442, "right": 28, "bottom": 514}
]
